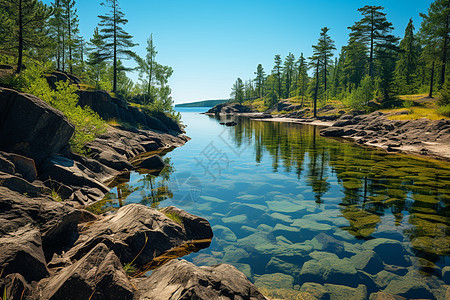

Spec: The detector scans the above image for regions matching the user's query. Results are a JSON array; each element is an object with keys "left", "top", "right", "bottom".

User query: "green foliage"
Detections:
[
  {"left": 12, "top": 64, "right": 107, "bottom": 154},
  {"left": 437, "top": 81, "right": 450, "bottom": 106},
  {"left": 123, "top": 262, "right": 137, "bottom": 276},
  {"left": 349, "top": 75, "right": 375, "bottom": 111},
  {"left": 436, "top": 104, "right": 450, "bottom": 117},
  {"left": 230, "top": 77, "right": 244, "bottom": 103},
  {"left": 51, "top": 189, "right": 62, "bottom": 202}
]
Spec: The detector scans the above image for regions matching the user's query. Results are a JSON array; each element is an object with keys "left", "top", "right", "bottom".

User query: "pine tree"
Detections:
[
  {"left": 98, "top": 0, "right": 137, "bottom": 93},
  {"left": 314, "top": 27, "right": 336, "bottom": 100},
  {"left": 419, "top": 0, "right": 449, "bottom": 85},
  {"left": 272, "top": 54, "right": 283, "bottom": 100},
  {"left": 296, "top": 53, "right": 309, "bottom": 107},
  {"left": 254, "top": 64, "right": 266, "bottom": 99},
  {"left": 283, "top": 52, "right": 295, "bottom": 98},
  {"left": 86, "top": 27, "right": 109, "bottom": 88},
  {"left": 231, "top": 78, "right": 244, "bottom": 103},
  {"left": 0, "top": 0, "right": 53, "bottom": 73},
  {"left": 340, "top": 38, "right": 368, "bottom": 92},
  {"left": 349, "top": 5, "right": 399, "bottom": 78},
  {"left": 137, "top": 34, "right": 158, "bottom": 104},
  {"left": 395, "top": 18, "right": 419, "bottom": 92},
  {"left": 62, "top": 0, "right": 79, "bottom": 73}
]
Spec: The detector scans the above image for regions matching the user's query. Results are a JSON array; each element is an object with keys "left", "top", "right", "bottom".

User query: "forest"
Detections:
[
  {"left": 0, "top": 0, "right": 180, "bottom": 152},
  {"left": 229, "top": 1, "right": 449, "bottom": 118}
]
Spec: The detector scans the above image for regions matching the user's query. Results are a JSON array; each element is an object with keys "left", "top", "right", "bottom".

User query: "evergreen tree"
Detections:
[
  {"left": 419, "top": 0, "right": 449, "bottom": 85},
  {"left": 349, "top": 5, "right": 399, "bottom": 78},
  {"left": 231, "top": 77, "right": 244, "bottom": 103},
  {"left": 49, "top": 0, "right": 64, "bottom": 70},
  {"left": 395, "top": 18, "right": 419, "bottom": 92},
  {"left": 62, "top": 0, "right": 79, "bottom": 73},
  {"left": 97, "top": 0, "right": 137, "bottom": 93},
  {"left": 272, "top": 54, "right": 283, "bottom": 100},
  {"left": 254, "top": 64, "right": 266, "bottom": 99},
  {"left": 86, "top": 27, "right": 109, "bottom": 88},
  {"left": 0, "top": 0, "right": 53, "bottom": 73},
  {"left": 137, "top": 34, "right": 158, "bottom": 104},
  {"left": 283, "top": 52, "right": 295, "bottom": 98},
  {"left": 314, "top": 27, "right": 336, "bottom": 100},
  {"left": 340, "top": 38, "right": 368, "bottom": 92},
  {"left": 296, "top": 53, "right": 309, "bottom": 107}
]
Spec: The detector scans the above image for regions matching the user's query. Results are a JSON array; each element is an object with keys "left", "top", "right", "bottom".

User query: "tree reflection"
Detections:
[{"left": 220, "top": 116, "right": 450, "bottom": 257}]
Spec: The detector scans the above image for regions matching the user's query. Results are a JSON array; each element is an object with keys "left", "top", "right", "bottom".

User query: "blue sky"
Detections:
[{"left": 43, "top": 0, "right": 433, "bottom": 104}]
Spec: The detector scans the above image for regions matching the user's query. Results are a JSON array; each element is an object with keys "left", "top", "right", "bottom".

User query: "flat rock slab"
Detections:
[
  {"left": 66, "top": 204, "right": 213, "bottom": 268},
  {"left": 134, "top": 259, "right": 267, "bottom": 300}
]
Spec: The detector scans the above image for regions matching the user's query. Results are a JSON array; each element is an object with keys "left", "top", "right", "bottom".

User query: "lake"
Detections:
[{"left": 92, "top": 107, "right": 450, "bottom": 299}]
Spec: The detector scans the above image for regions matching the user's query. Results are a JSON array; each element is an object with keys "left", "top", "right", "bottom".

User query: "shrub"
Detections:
[
  {"left": 12, "top": 64, "right": 107, "bottom": 154},
  {"left": 437, "top": 104, "right": 450, "bottom": 117}
]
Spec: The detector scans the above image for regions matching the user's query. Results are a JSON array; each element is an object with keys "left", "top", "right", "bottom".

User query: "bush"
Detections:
[
  {"left": 436, "top": 104, "right": 450, "bottom": 117},
  {"left": 14, "top": 64, "right": 106, "bottom": 154}
]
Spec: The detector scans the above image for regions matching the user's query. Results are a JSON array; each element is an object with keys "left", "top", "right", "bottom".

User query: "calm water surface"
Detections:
[{"left": 93, "top": 107, "right": 450, "bottom": 299}]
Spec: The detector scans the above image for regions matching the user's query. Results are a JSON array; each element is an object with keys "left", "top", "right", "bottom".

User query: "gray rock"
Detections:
[
  {"left": 0, "top": 172, "right": 41, "bottom": 197},
  {"left": 0, "top": 225, "right": 49, "bottom": 282},
  {"left": 39, "top": 155, "right": 109, "bottom": 194},
  {"left": 41, "top": 243, "right": 133, "bottom": 300},
  {"left": 0, "top": 87, "right": 74, "bottom": 166},
  {"left": 349, "top": 250, "right": 384, "bottom": 275},
  {"left": 324, "top": 284, "right": 367, "bottom": 300},
  {"left": 213, "top": 225, "right": 237, "bottom": 242},
  {"left": 0, "top": 187, "right": 82, "bottom": 258},
  {"left": 0, "top": 273, "right": 36, "bottom": 300},
  {"left": 134, "top": 259, "right": 267, "bottom": 300},
  {"left": 383, "top": 273, "right": 434, "bottom": 299},
  {"left": 312, "top": 232, "right": 345, "bottom": 255},
  {"left": 442, "top": 266, "right": 450, "bottom": 285},
  {"left": 369, "top": 292, "right": 406, "bottom": 300},
  {"left": 131, "top": 154, "right": 165, "bottom": 173},
  {"left": 66, "top": 204, "right": 213, "bottom": 268},
  {"left": 299, "top": 255, "right": 359, "bottom": 287},
  {"left": 362, "top": 238, "right": 408, "bottom": 266}
]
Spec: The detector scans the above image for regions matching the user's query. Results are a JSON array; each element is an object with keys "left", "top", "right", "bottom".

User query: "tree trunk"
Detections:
[
  {"left": 68, "top": 2, "right": 72, "bottom": 74},
  {"left": 113, "top": 0, "right": 117, "bottom": 93},
  {"left": 429, "top": 61, "right": 435, "bottom": 98},
  {"left": 441, "top": 1, "right": 449, "bottom": 85},
  {"left": 369, "top": 9, "right": 374, "bottom": 77},
  {"left": 313, "top": 59, "right": 320, "bottom": 118},
  {"left": 17, "top": 0, "right": 23, "bottom": 73}
]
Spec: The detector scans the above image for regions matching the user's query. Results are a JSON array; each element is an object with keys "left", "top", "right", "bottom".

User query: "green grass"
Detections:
[{"left": 164, "top": 212, "right": 183, "bottom": 224}]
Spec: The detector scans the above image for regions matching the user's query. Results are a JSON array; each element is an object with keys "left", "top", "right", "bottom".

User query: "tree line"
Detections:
[
  {"left": 0, "top": 0, "right": 174, "bottom": 111},
  {"left": 229, "top": 1, "right": 449, "bottom": 116}
]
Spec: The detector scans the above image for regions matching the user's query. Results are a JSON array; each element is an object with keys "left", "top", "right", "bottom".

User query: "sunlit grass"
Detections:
[{"left": 385, "top": 107, "right": 449, "bottom": 120}]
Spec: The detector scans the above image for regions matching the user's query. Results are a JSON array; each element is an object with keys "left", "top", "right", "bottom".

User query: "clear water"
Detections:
[{"left": 92, "top": 107, "right": 450, "bottom": 299}]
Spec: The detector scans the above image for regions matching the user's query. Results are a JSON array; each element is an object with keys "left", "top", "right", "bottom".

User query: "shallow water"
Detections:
[{"left": 93, "top": 108, "right": 450, "bottom": 299}]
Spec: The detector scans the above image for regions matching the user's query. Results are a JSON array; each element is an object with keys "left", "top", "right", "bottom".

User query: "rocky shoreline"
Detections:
[
  {"left": 207, "top": 102, "right": 450, "bottom": 161},
  {"left": 0, "top": 87, "right": 267, "bottom": 299}
]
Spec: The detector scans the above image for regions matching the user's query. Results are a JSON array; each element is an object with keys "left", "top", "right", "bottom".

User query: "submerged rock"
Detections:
[
  {"left": 349, "top": 250, "right": 384, "bottom": 275},
  {"left": 324, "top": 283, "right": 367, "bottom": 300},
  {"left": 134, "top": 259, "right": 267, "bottom": 300},
  {"left": 362, "top": 238, "right": 408, "bottom": 266}
]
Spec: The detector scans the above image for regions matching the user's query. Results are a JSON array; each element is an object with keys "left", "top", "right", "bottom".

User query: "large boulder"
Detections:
[
  {"left": 0, "top": 225, "right": 49, "bottom": 282},
  {"left": 66, "top": 204, "right": 213, "bottom": 268},
  {"left": 0, "top": 88, "right": 75, "bottom": 166},
  {"left": 39, "top": 155, "right": 110, "bottom": 194},
  {"left": 133, "top": 259, "right": 267, "bottom": 300},
  {"left": 41, "top": 243, "right": 133, "bottom": 300},
  {"left": 0, "top": 187, "right": 82, "bottom": 259}
]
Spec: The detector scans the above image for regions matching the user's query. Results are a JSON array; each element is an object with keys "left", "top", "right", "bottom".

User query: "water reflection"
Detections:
[
  {"left": 90, "top": 112, "right": 450, "bottom": 298},
  {"left": 220, "top": 116, "right": 449, "bottom": 257}
]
